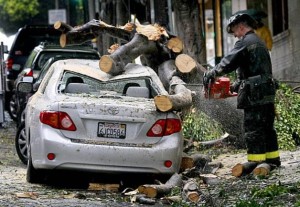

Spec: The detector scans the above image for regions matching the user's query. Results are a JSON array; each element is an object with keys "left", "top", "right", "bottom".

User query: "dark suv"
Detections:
[
  {"left": 4, "top": 25, "right": 61, "bottom": 112},
  {"left": 10, "top": 42, "right": 100, "bottom": 122}
]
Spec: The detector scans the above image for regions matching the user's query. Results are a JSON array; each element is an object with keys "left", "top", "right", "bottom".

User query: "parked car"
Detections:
[
  {"left": 15, "top": 56, "right": 99, "bottom": 165},
  {"left": 4, "top": 25, "right": 61, "bottom": 114},
  {"left": 17, "top": 59, "right": 183, "bottom": 183},
  {"left": 10, "top": 42, "right": 100, "bottom": 122}
]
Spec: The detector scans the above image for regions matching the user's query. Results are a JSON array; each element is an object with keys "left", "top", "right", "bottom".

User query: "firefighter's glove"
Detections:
[
  {"left": 203, "top": 70, "right": 217, "bottom": 86},
  {"left": 230, "top": 80, "right": 241, "bottom": 93}
]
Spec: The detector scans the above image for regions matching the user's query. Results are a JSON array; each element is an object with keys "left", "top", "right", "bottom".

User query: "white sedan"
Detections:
[{"left": 21, "top": 59, "right": 183, "bottom": 183}]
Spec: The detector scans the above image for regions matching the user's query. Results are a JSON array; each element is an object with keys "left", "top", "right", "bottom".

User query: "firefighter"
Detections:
[{"left": 203, "top": 12, "right": 281, "bottom": 167}]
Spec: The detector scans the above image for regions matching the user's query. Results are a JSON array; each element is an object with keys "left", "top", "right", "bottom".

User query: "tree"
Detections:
[{"left": 0, "top": 0, "right": 39, "bottom": 34}]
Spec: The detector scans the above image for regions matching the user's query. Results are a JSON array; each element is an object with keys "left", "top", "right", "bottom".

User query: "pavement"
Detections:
[{"left": 1, "top": 111, "right": 300, "bottom": 206}]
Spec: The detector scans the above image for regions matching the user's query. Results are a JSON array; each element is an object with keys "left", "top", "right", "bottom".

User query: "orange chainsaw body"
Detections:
[{"left": 204, "top": 77, "right": 237, "bottom": 99}]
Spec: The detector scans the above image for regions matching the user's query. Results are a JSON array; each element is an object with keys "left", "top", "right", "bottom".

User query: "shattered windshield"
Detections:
[{"left": 58, "top": 71, "right": 157, "bottom": 98}]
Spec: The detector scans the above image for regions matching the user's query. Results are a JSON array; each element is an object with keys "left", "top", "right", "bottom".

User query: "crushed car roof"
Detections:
[{"left": 53, "top": 59, "right": 161, "bottom": 82}]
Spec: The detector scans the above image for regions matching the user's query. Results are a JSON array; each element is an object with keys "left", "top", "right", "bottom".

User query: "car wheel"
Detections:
[
  {"left": 26, "top": 143, "right": 45, "bottom": 184},
  {"left": 8, "top": 93, "right": 18, "bottom": 121},
  {"left": 15, "top": 122, "right": 28, "bottom": 165}
]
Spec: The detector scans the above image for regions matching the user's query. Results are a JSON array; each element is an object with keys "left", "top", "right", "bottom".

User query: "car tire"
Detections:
[
  {"left": 8, "top": 93, "right": 18, "bottom": 121},
  {"left": 15, "top": 122, "right": 28, "bottom": 165},
  {"left": 26, "top": 143, "right": 46, "bottom": 184}
]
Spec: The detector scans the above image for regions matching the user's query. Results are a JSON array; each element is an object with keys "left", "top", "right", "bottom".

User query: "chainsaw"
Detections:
[{"left": 203, "top": 76, "right": 238, "bottom": 99}]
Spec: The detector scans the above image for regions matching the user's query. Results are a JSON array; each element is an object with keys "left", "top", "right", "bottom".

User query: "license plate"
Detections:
[{"left": 97, "top": 122, "right": 126, "bottom": 139}]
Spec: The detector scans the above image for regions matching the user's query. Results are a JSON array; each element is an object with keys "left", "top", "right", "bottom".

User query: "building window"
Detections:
[{"left": 272, "top": 0, "right": 288, "bottom": 36}]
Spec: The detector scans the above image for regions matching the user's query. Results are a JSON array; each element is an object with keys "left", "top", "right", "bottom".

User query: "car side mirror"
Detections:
[{"left": 17, "top": 82, "right": 33, "bottom": 93}]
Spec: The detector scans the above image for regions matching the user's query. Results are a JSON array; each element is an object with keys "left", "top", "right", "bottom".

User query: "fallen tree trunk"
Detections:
[
  {"left": 154, "top": 80, "right": 192, "bottom": 112},
  {"left": 99, "top": 33, "right": 159, "bottom": 75},
  {"left": 232, "top": 162, "right": 258, "bottom": 177},
  {"left": 54, "top": 21, "right": 73, "bottom": 33},
  {"left": 55, "top": 20, "right": 195, "bottom": 113},
  {"left": 56, "top": 19, "right": 133, "bottom": 47},
  {"left": 137, "top": 173, "right": 182, "bottom": 198}
]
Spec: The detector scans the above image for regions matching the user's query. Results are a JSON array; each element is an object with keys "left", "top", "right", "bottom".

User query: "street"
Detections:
[
  {"left": 0, "top": 113, "right": 164, "bottom": 207},
  {"left": 2, "top": 111, "right": 300, "bottom": 206}
]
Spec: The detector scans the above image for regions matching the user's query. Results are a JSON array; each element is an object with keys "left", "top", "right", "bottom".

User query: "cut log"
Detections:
[
  {"left": 167, "top": 37, "right": 183, "bottom": 53},
  {"left": 154, "top": 83, "right": 192, "bottom": 112},
  {"left": 175, "top": 54, "right": 207, "bottom": 73},
  {"left": 137, "top": 184, "right": 173, "bottom": 198},
  {"left": 180, "top": 156, "right": 194, "bottom": 170},
  {"left": 54, "top": 21, "right": 73, "bottom": 33},
  {"left": 180, "top": 153, "right": 212, "bottom": 171},
  {"left": 175, "top": 54, "right": 196, "bottom": 73},
  {"left": 191, "top": 154, "right": 212, "bottom": 168},
  {"left": 182, "top": 179, "right": 200, "bottom": 203},
  {"left": 253, "top": 163, "right": 271, "bottom": 176},
  {"left": 99, "top": 33, "right": 159, "bottom": 75},
  {"left": 59, "top": 33, "right": 96, "bottom": 48},
  {"left": 134, "top": 194, "right": 156, "bottom": 205},
  {"left": 183, "top": 179, "right": 198, "bottom": 191},
  {"left": 232, "top": 162, "right": 258, "bottom": 177},
  {"left": 165, "top": 173, "right": 183, "bottom": 187},
  {"left": 185, "top": 191, "right": 200, "bottom": 203},
  {"left": 201, "top": 162, "right": 223, "bottom": 174},
  {"left": 137, "top": 173, "right": 182, "bottom": 198},
  {"left": 200, "top": 174, "right": 221, "bottom": 185}
]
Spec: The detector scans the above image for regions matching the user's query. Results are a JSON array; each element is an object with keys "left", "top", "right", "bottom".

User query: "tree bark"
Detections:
[
  {"left": 57, "top": 19, "right": 133, "bottom": 48},
  {"left": 173, "top": 0, "right": 206, "bottom": 83}
]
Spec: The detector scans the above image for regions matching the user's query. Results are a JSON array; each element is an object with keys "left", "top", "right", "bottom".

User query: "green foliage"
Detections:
[
  {"left": 235, "top": 200, "right": 262, "bottom": 207},
  {"left": 182, "top": 108, "right": 225, "bottom": 142},
  {"left": 235, "top": 183, "right": 300, "bottom": 207},
  {"left": 0, "top": 0, "right": 39, "bottom": 22},
  {"left": 275, "top": 83, "right": 300, "bottom": 150},
  {"left": 250, "top": 184, "right": 288, "bottom": 199}
]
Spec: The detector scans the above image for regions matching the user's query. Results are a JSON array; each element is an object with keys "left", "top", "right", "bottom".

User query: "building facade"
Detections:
[{"left": 203, "top": 0, "right": 299, "bottom": 86}]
